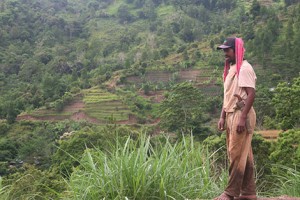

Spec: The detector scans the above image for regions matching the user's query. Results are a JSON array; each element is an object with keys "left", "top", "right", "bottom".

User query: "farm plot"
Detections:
[{"left": 83, "top": 88, "right": 131, "bottom": 121}]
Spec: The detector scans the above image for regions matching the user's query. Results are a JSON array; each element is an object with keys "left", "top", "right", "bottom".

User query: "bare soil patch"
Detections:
[
  {"left": 259, "top": 0, "right": 274, "bottom": 7},
  {"left": 70, "top": 111, "right": 102, "bottom": 124},
  {"left": 256, "top": 130, "right": 281, "bottom": 140},
  {"left": 63, "top": 100, "right": 85, "bottom": 113}
]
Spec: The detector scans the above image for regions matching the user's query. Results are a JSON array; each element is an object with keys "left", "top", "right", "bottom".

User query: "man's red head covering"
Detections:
[{"left": 221, "top": 37, "right": 245, "bottom": 81}]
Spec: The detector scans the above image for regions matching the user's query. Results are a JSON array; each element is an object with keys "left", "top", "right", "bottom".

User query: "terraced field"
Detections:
[
  {"left": 17, "top": 87, "right": 132, "bottom": 124},
  {"left": 126, "top": 68, "right": 223, "bottom": 96},
  {"left": 82, "top": 88, "right": 131, "bottom": 122},
  {"left": 17, "top": 68, "right": 224, "bottom": 124},
  {"left": 126, "top": 68, "right": 218, "bottom": 84}
]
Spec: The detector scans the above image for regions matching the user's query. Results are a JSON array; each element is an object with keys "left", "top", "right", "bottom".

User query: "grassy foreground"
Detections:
[
  {"left": 1, "top": 133, "right": 299, "bottom": 200},
  {"left": 65, "top": 134, "right": 228, "bottom": 200}
]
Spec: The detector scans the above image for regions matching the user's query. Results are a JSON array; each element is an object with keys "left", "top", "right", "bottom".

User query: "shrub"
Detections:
[
  {"left": 270, "top": 129, "right": 300, "bottom": 168},
  {"left": 1, "top": 164, "right": 66, "bottom": 200},
  {"left": 0, "top": 121, "right": 10, "bottom": 136},
  {"left": 51, "top": 125, "right": 135, "bottom": 177}
]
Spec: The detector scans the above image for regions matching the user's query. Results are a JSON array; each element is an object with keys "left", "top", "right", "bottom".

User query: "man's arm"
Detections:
[
  {"left": 237, "top": 87, "right": 255, "bottom": 133},
  {"left": 218, "top": 108, "right": 226, "bottom": 131}
]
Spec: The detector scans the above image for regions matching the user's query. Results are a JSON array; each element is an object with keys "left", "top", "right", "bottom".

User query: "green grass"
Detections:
[
  {"left": 2, "top": 132, "right": 300, "bottom": 199},
  {"left": 272, "top": 165, "right": 300, "bottom": 197},
  {"left": 21, "top": 108, "right": 73, "bottom": 118},
  {"left": 0, "top": 177, "right": 9, "bottom": 200},
  {"left": 31, "top": 112, "right": 72, "bottom": 117},
  {"left": 82, "top": 88, "right": 120, "bottom": 104},
  {"left": 65, "top": 134, "right": 228, "bottom": 200},
  {"left": 85, "top": 108, "right": 129, "bottom": 121}
]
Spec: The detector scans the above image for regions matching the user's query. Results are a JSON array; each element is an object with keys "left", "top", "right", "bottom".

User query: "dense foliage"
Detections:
[
  {"left": 272, "top": 76, "right": 300, "bottom": 130},
  {"left": 0, "top": 0, "right": 299, "bottom": 123},
  {"left": 0, "top": 0, "right": 300, "bottom": 199},
  {"left": 159, "top": 82, "right": 210, "bottom": 136}
]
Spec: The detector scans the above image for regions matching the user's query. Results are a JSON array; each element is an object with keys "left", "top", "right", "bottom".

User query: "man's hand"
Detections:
[
  {"left": 237, "top": 116, "right": 246, "bottom": 133},
  {"left": 218, "top": 118, "right": 225, "bottom": 131},
  {"left": 236, "top": 87, "right": 255, "bottom": 134}
]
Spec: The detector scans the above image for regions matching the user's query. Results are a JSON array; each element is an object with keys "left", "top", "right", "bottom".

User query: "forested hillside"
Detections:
[
  {"left": 0, "top": 0, "right": 300, "bottom": 199},
  {"left": 0, "top": 0, "right": 299, "bottom": 123},
  {"left": 1, "top": 0, "right": 228, "bottom": 123}
]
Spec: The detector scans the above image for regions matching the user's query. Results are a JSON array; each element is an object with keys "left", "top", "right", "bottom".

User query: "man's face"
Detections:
[{"left": 223, "top": 48, "right": 235, "bottom": 63}]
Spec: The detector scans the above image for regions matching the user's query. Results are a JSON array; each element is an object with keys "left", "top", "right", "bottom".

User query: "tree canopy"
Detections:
[
  {"left": 273, "top": 76, "right": 300, "bottom": 130},
  {"left": 159, "top": 82, "right": 210, "bottom": 137}
]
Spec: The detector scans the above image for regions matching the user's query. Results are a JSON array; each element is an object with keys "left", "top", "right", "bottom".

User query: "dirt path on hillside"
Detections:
[
  {"left": 197, "top": 196, "right": 300, "bottom": 200},
  {"left": 179, "top": 69, "right": 201, "bottom": 81},
  {"left": 256, "top": 197, "right": 300, "bottom": 200}
]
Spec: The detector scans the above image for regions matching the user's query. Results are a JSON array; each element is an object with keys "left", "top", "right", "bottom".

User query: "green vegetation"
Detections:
[
  {"left": 273, "top": 165, "right": 300, "bottom": 197},
  {"left": 67, "top": 135, "right": 228, "bottom": 200},
  {"left": 1, "top": 129, "right": 300, "bottom": 199},
  {"left": 270, "top": 129, "right": 300, "bottom": 168},
  {"left": 83, "top": 87, "right": 131, "bottom": 121},
  {"left": 0, "top": 0, "right": 300, "bottom": 199},
  {"left": 272, "top": 76, "right": 300, "bottom": 130},
  {"left": 0, "top": 0, "right": 299, "bottom": 125},
  {"left": 159, "top": 82, "right": 210, "bottom": 138}
]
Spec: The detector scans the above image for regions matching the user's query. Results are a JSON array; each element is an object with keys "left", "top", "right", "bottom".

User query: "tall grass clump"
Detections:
[
  {"left": 0, "top": 176, "right": 9, "bottom": 200},
  {"left": 272, "top": 165, "right": 300, "bottom": 197},
  {"left": 66, "top": 134, "right": 228, "bottom": 200}
]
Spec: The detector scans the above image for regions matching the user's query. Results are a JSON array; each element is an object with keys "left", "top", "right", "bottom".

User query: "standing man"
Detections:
[{"left": 214, "top": 37, "right": 257, "bottom": 200}]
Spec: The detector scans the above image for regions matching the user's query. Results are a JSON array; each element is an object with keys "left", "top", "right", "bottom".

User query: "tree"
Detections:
[
  {"left": 179, "top": 17, "right": 195, "bottom": 42},
  {"left": 117, "top": 4, "right": 134, "bottom": 24},
  {"left": 159, "top": 82, "right": 210, "bottom": 137},
  {"left": 272, "top": 76, "right": 300, "bottom": 130},
  {"left": 19, "top": 58, "right": 43, "bottom": 82},
  {"left": 137, "top": 1, "right": 157, "bottom": 20},
  {"left": 0, "top": 98, "right": 23, "bottom": 124},
  {"left": 285, "top": 0, "right": 299, "bottom": 6},
  {"left": 254, "top": 86, "right": 276, "bottom": 128},
  {"left": 251, "top": 15, "right": 281, "bottom": 67},
  {"left": 41, "top": 73, "right": 68, "bottom": 101},
  {"left": 292, "top": 12, "right": 300, "bottom": 66},
  {"left": 180, "top": 26, "right": 195, "bottom": 42},
  {"left": 250, "top": 0, "right": 260, "bottom": 19}
]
